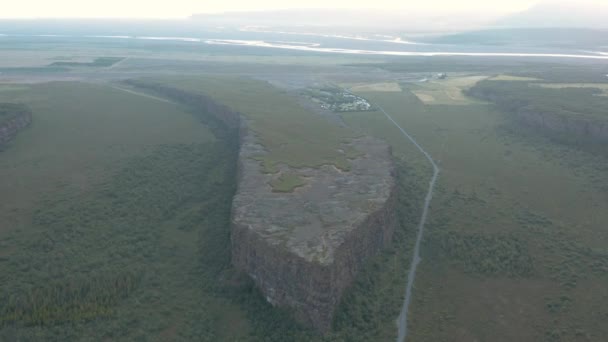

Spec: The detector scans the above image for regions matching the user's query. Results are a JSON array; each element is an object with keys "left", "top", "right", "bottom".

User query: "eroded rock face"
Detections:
[
  {"left": 232, "top": 132, "right": 397, "bottom": 332},
  {"left": 0, "top": 105, "right": 32, "bottom": 147},
  {"left": 124, "top": 80, "right": 398, "bottom": 333}
]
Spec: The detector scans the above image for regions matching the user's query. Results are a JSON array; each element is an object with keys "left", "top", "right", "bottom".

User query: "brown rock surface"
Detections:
[
  {"left": 125, "top": 80, "right": 398, "bottom": 332},
  {"left": 232, "top": 132, "right": 397, "bottom": 332}
]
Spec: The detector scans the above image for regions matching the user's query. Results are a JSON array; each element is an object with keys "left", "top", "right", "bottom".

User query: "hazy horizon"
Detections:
[{"left": 0, "top": 0, "right": 586, "bottom": 19}]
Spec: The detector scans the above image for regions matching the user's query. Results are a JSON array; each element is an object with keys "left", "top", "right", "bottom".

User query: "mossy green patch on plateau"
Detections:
[
  {"left": 136, "top": 76, "right": 359, "bottom": 174},
  {"left": 270, "top": 173, "right": 307, "bottom": 193}
]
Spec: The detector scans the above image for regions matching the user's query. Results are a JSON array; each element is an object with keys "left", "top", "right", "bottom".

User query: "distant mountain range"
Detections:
[
  {"left": 191, "top": 9, "right": 500, "bottom": 33},
  {"left": 191, "top": 1, "right": 608, "bottom": 33},
  {"left": 425, "top": 28, "right": 608, "bottom": 49},
  {"left": 493, "top": 1, "right": 608, "bottom": 29}
]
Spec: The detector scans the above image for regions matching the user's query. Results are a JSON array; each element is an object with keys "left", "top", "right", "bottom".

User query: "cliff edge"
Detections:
[
  {"left": 124, "top": 78, "right": 398, "bottom": 333},
  {"left": 232, "top": 129, "right": 397, "bottom": 332}
]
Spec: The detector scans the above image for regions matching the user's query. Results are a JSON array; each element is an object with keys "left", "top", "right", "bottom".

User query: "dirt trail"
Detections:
[
  {"left": 375, "top": 105, "right": 439, "bottom": 342},
  {"left": 111, "top": 85, "right": 173, "bottom": 103}
]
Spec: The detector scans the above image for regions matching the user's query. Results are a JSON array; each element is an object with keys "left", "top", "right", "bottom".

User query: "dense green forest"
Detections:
[
  {"left": 0, "top": 83, "right": 427, "bottom": 341},
  {"left": 468, "top": 80, "right": 608, "bottom": 121},
  {"left": 467, "top": 79, "right": 608, "bottom": 154}
]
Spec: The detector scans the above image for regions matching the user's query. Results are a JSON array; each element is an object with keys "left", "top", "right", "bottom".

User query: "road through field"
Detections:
[
  {"left": 375, "top": 105, "right": 440, "bottom": 342},
  {"left": 110, "top": 85, "right": 173, "bottom": 103}
]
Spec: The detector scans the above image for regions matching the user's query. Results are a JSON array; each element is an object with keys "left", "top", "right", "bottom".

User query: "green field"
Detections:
[
  {"left": 133, "top": 77, "right": 360, "bottom": 173},
  {"left": 2, "top": 39, "right": 608, "bottom": 341},
  {"left": 408, "top": 75, "right": 487, "bottom": 105},
  {"left": 49, "top": 56, "right": 125, "bottom": 68},
  {"left": 0, "top": 82, "right": 212, "bottom": 237},
  {"left": 346, "top": 80, "right": 608, "bottom": 341},
  {"left": 0, "top": 79, "right": 431, "bottom": 341}
]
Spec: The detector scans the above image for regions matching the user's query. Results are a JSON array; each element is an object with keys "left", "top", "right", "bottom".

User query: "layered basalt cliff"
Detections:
[
  {"left": 0, "top": 104, "right": 32, "bottom": 147},
  {"left": 125, "top": 80, "right": 398, "bottom": 332},
  {"left": 232, "top": 132, "right": 397, "bottom": 332}
]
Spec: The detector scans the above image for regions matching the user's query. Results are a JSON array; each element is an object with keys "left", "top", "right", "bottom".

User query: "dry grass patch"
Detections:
[
  {"left": 411, "top": 76, "right": 487, "bottom": 105},
  {"left": 490, "top": 75, "right": 541, "bottom": 81},
  {"left": 349, "top": 82, "right": 402, "bottom": 92},
  {"left": 533, "top": 82, "right": 608, "bottom": 96}
]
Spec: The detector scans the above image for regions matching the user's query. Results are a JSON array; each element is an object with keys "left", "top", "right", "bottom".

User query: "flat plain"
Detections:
[
  {"left": 1, "top": 34, "right": 608, "bottom": 341},
  {"left": 346, "top": 73, "right": 608, "bottom": 341}
]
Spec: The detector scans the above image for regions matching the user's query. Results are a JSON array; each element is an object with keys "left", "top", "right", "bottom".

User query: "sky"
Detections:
[{"left": 2, "top": 0, "right": 542, "bottom": 19}]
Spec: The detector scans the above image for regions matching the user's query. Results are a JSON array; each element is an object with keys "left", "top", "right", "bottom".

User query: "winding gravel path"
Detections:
[
  {"left": 111, "top": 85, "right": 173, "bottom": 103},
  {"left": 375, "top": 105, "right": 440, "bottom": 342}
]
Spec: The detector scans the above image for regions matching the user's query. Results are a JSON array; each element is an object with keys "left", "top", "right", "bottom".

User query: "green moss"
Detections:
[
  {"left": 270, "top": 173, "right": 306, "bottom": 193},
  {"left": 49, "top": 57, "right": 124, "bottom": 68},
  {"left": 136, "top": 76, "right": 359, "bottom": 173}
]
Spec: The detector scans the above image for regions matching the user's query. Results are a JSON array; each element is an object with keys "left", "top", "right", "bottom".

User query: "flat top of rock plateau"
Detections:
[{"left": 232, "top": 134, "right": 395, "bottom": 265}]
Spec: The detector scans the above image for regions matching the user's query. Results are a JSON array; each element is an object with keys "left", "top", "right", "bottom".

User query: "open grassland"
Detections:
[
  {"left": 490, "top": 74, "right": 541, "bottom": 81},
  {"left": 49, "top": 56, "right": 124, "bottom": 68},
  {"left": 141, "top": 76, "right": 359, "bottom": 173},
  {"left": 533, "top": 82, "right": 608, "bottom": 95},
  {"left": 470, "top": 79, "right": 608, "bottom": 121},
  {"left": 269, "top": 173, "right": 307, "bottom": 193},
  {"left": 409, "top": 75, "right": 487, "bottom": 105},
  {"left": 0, "top": 79, "right": 429, "bottom": 341},
  {"left": 0, "top": 81, "right": 212, "bottom": 237},
  {"left": 345, "top": 84, "right": 608, "bottom": 341},
  {"left": 348, "top": 82, "right": 403, "bottom": 92}
]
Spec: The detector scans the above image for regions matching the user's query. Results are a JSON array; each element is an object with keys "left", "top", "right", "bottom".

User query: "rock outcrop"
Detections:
[
  {"left": 232, "top": 132, "right": 397, "bottom": 332},
  {"left": 0, "top": 104, "right": 32, "bottom": 147},
  {"left": 125, "top": 80, "right": 398, "bottom": 333}
]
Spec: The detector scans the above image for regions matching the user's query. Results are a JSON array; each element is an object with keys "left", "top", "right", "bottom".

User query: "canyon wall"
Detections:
[
  {"left": 231, "top": 125, "right": 398, "bottom": 333},
  {"left": 126, "top": 80, "right": 399, "bottom": 333}
]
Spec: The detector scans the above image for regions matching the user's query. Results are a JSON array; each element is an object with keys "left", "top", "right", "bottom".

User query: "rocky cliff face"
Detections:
[
  {"left": 0, "top": 104, "right": 32, "bottom": 147},
  {"left": 466, "top": 82, "right": 608, "bottom": 145},
  {"left": 232, "top": 131, "right": 397, "bottom": 332},
  {"left": 125, "top": 80, "right": 398, "bottom": 333}
]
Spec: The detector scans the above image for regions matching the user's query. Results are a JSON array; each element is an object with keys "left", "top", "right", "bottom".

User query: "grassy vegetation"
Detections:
[
  {"left": 348, "top": 82, "right": 402, "bottom": 92},
  {"left": 0, "top": 142, "right": 244, "bottom": 340},
  {"left": 489, "top": 74, "right": 541, "bottom": 81},
  {"left": 270, "top": 173, "right": 307, "bottom": 193},
  {"left": 345, "top": 77, "right": 608, "bottom": 341},
  {"left": 0, "top": 82, "right": 212, "bottom": 237},
  {"left": 133, "top": 76, "right": 359, "bottom": 174},
  {"left": 0, "top": 78, "right": 433, "bottom": 341},
  {"left": 467, "top": 79, "right": 608, "bottom": 156},
  {"left": 534, "top": 82, "right": 608, "bottom": 96},
  {"left": 408, "top": 75, "right": 487, "bottom": 105},
  {"left": 469, "top": 79, "right": 608, "bottom": 121},
  {"left": 48, "top": 57, "right": 124, "bottom": 68}
]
